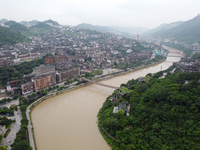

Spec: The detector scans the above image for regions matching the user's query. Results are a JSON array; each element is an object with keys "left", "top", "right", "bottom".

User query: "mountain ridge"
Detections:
[
  {"left": 143, "top": 14, "right": 200, "bottom": 44},
  {"left": 76, "top": 23, "right": 149, "bottom": 37},
  {"left": 155, "top": 15, "right": 200, "bottom": 43}
]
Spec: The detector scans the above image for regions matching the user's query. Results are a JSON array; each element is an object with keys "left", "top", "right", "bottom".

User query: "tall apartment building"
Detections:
[
  {"left": 33, "top": 65, "right": 55, "bottom": 76},
  {"left": 136, "top": 34, "right": 140, "bottom": 41},
  {"left": 56, "top": 67, "right": 80, "bottom": 83},
  {"left": 32, "top": 72, "right": 56, "bottom": 91}
]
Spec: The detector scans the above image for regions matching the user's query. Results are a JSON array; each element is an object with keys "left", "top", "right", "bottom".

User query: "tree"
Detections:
[
  {"left": 118, "top": 109, "right": 124, "bottom": 115},
  {"left": 13, "top": 95, "right": 19, "bottom": 100},
  {"left": 6, "top": 91, "right": 12, "bottom": 96},
  {"left": 0, "top": 134, "right": 3, "bottom": 143},
  {"left": 36, "top": 91, "right": 41, "bottom": 95},
  {"left": 48, "top": 87, "right": 52, "bottom": 91},
  {"left": 11, "top": 140, "right": 30, "bottom": 150}
]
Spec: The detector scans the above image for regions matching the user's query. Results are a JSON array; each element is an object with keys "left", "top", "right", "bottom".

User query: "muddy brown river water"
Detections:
[{"left": 31, "top": 46, "right": 182, "bottom": 150}]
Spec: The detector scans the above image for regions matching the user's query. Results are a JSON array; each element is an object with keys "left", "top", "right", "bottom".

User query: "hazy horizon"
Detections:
[{"left": 0, "top": 0, "right": 199, "bottom": 29}]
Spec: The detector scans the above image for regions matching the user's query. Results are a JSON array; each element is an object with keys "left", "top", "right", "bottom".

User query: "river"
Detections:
[{"left": 31, "top": 46, "right": 182, "bottom": 150}]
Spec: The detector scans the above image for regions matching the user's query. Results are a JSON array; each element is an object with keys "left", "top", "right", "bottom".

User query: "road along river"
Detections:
[{"left": 31, "top": 46, "right": 182, "bottom": 150}]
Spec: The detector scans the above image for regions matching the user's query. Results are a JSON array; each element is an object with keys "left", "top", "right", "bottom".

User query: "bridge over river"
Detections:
[
  {"left": 82, "top": 77, "right": 119, "bottom": 89},
  {"left": 165, "top": 52, "right": 186, "bottom": 57}
]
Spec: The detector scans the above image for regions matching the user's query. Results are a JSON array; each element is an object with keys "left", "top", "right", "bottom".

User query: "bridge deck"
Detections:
[
  {"left": 82, "top": 77, "right": 119, "bottom": 89},
  {"left": 166, "top": 52, "right": 186, "bottom": 57},
  {"left": 167, "top": 55, "right": 183, "bottom": 57}
]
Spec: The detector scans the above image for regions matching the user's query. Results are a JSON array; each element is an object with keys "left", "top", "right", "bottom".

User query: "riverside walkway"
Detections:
[{"left": 82, "top": 77, "right": 119, "bottom": 89}]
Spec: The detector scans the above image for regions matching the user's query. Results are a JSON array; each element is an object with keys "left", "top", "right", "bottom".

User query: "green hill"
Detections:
[
  {"left": 76, "top": 23, "right": 112, "bottom": 32},
  {"left": 142, "top": 23, "right": 168, "bottom": 36},
  {"left": 76, "top": 23, "right": 149, "bottom": 38},
  {"left": 28, "top": 22, "right": 53, "bottom": 36},
  {"left": 0, "top": 26, "right": 31, "bottom": 47},
  {"left": 31, "top": 22, "right": 52, "bottom": 30},
  {"left": 142, "top": 21, "right": 183, "bottom": 37},
  {"left": 44, "top": 19, "right": 60, "bottom": 26},
  {"left": 98, "top": 68, "right": 200, "bottom": 150},
  {"left": 155, "top": 15, "right": 200, "bottom": 44},
  {"left": 29, "top": 20, "right": 39, "bottom": 24},
  {"left": 4, "top": 21, "right": 29, "bottom": 32},
  {"left": 0, "top": 19, "right": 8, "bottom": 23}
]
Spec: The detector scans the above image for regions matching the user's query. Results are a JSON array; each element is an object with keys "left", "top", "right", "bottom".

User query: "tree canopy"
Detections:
[
  {"left": 98, "top": 70, "right": 200, "bottom": 150},
  {"left": 0, "top": 58, "right": 44, "bottom": 86}
]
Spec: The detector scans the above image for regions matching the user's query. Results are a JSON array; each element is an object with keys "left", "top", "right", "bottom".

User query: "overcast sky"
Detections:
[{"left": 0, "top": 0, "right": 199, "bottom": 29}]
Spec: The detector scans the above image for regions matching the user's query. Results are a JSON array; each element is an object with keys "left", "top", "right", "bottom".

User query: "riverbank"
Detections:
[
  {"left": 26, "top": 57, "right": 166, "bottom": 149},
  {"left": 94, "top": 58, "right": 166, "bottom": 83},
  {"left": 29, "top": 57, "right": 166, "bottom": 110}
]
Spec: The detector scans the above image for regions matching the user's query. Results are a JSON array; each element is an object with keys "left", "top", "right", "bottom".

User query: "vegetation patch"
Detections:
[
  {"left": 120, "top": 87, "right": 132, "bottom": 93},
  {"left": 0, "top": 145, "right": 8, "bottom": 150},
  {"left": 192, "top": 53, "right": 200, "bottom": 59},
  {"left": 0, "top": 58, "right": 44, "bottom": 86},
  {"left": 0, "top": 134, "right": 3, "bottom": 143},
  {"left": 6, "top": 125, "right": 11, "bottom": 129},
  {"left": 4, "top": 128, "right": 11, "bottom": 137},
  {"left": 32, "top": 128, "right": 37, "bottom": 150},
  {"left": 114, "top": 90, "right": 120, "bottom": 94}
]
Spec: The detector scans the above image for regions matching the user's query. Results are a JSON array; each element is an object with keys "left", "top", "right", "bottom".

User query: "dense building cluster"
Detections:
[
  {"left": 21, "top": 63, "right": 80, "bottom": 95},
  {"left": 175, "top": 57, "right": 200, "bottom": 72},
  {"left": 0, "top": 24, "right": 155, "bottom": 68},
  {"left": 0, "top": 22, "right": 157, "bottom": 95}
]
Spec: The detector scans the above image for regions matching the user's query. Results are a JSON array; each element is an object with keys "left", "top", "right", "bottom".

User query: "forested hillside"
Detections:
[
  {"left": 154, "top": 15, "right": 200, "bottom": 44},
  {"left": 98, "top": 68, "right": 200, "bottom": 150},
  {"left": 28, "top": 22, "right": 54, "bottom": 36},
  {"left": 4, "top": 21, "right": 29, "bottom": 32},
  {"left": 0, "top": 20, "right": 56, "bottom": 46},
  {"left": 0, "top": 26, "right": 30, "bottom": 47}
]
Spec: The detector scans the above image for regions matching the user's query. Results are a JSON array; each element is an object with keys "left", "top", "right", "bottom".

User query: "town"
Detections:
[
  {"left": 0, "top": 19, "right": 200, "bottom": 150},
  {"left": 0, "top": 23, "right": 158, "bottom": 95}
]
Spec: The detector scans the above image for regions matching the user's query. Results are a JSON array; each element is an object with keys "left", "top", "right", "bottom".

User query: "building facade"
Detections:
[
  {"left": 32, "top": 73, "right": 56, "bottom": 91},
  {"left": 21, "top": 82, "right": 34, "bottom": 95},
  {"left": 56, "top": 67, "right": 80, "bottom": 83}
]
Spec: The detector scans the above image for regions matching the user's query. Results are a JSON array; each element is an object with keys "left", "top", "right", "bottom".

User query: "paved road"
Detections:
[
  {"left": 0, "top": 99, "right": 22, "bottom": 150},
  {"left": 26, "top": 105, "right": 35, "bottom": 150},
  {"left": 0, "top": 99, "right": 19, "bottom": 108}
]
